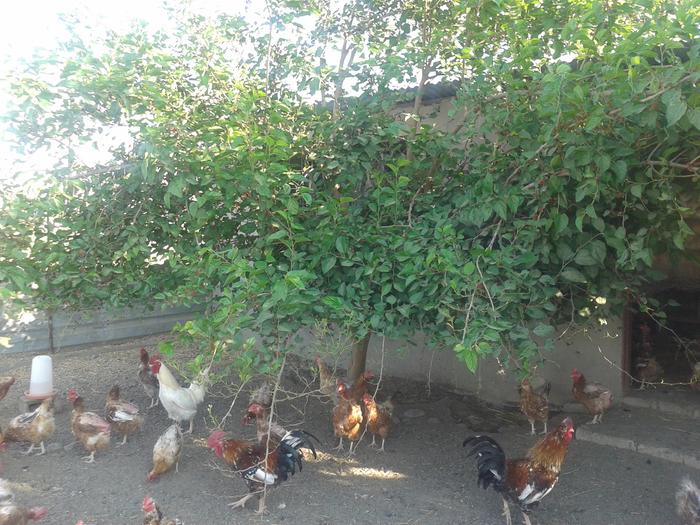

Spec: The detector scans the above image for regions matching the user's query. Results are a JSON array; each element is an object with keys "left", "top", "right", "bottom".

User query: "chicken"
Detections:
[
  {"left": 361, "top": 393, "right": 394, "bottom": 452},
  {"left": 677, "top": 477, "right": 700, "bottom": 525},
  {"left": 242, "top": 402, "right": 289, "bottom": 443},
  {"left": 315, "top": 357, "right": 337, "bottom": 402},
  {"left": 142, "top": 496, "right": 180, "bottom": 525},
  {"left": 634, "top": 356, "right": 663, "bottom": 389},
  {"left": 147, "top": 424, "right": 183, "bottom": 482},
  {"left": 348, "top": 370, "right": 374, "bottom": 403},
  {"left": 138, "top": 349, "right": 159, "bottom": 408},
  {"left": 104, "top": 385, "right": 143, "bottom": 445},
  {"left": 463, "top": 417, "right": 575, "bottom": 525},
  {"left": 0, "top": 504, "right": 47, "bottom": 524},
  {"left": 690, "top": 362, "right": 700, "bottom": 392},
  {"left": 0, "top": 378, "right": 15, "bottom": 403},
  {"left": 4, "top": 399, "right": 55, "bottom": 456},
  {"left": 149, "top": 358, "right": 207, "bottom": 434},
  {"left": 332, "top": 381, "right": 364, "bottom": 454},
  {"left": 67, "top": 389, "right": 111, "bottom": 463},
  {"left": 249, "top": 383, "right": 272, "bottom": 408},
  {"left": 571, "top": 369, "right": 613, "bottom": 424},
  {"left": 207, "top": 428, "right": 317, "bottom": 514},
  {"left": 519, "top": 379, "right": 550, "bottom": 435}
]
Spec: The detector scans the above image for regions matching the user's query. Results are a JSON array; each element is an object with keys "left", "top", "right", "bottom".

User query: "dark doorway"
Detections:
[{"left": 629, "top": 289, "right": 700, "bottom": 390}]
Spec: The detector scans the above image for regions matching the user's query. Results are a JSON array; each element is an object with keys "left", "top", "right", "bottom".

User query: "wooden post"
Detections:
[
  {"left": 348, "top": 333, "right": 371, "bottom": 382},
  {"left": 47, "top": 310, "right": 55, "bottom": 354}
]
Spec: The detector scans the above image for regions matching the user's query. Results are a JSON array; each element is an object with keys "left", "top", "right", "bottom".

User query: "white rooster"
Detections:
[{"left": 149, "top": 358, "right": 208, "bottom": 434}]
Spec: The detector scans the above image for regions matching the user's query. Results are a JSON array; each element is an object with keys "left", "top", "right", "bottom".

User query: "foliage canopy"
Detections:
[{"left": 1, "top": 0, "right": 698, "bottom": 376}]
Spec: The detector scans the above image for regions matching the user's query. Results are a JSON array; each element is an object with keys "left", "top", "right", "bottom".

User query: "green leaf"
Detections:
[
  {"left": 158, "top": 341, "right": 174, "bottom": 357},
  {"left": 630, "top": 184, "right": 643, "bottom": 198},
  {"left": 688, "top": 108, "right": 700, "bottom": 131},
  {"left": 561, "top": 268, "right": 587, "bottom": 283},
  {"left": 533, "top": 324, "right": 554, "bottom": 337},
  {"left": 322, "top": 296, "right": 344, "bottom": 310},
  {"left": 321, "top": 256, "right": 337, "bottom": 274},
  {"left": 663, "top": 89, "right": 687, "bottom": 127},
  {"left": 335, "top": 236, "right": 348, "bottom": 254},
  {"left": 463, "top": 262, "right": 476, "bottom": 275}
]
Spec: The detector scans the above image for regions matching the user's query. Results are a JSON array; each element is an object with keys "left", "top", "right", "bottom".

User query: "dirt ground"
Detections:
[{"left": 0, "top": 335, "right": 692, "bottom": 525}]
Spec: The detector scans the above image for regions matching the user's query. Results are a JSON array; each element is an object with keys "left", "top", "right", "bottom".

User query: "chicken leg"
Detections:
[
  {"left": 148, "top": 397, "right": 159, "bottom": 409},
  {"left": 539, "top": 421, "right": 548, "bottom": 435},
  {"left": 228, "top": 493, "right": 256, "bottom": 509},
  {"left": 22, "top": 442, "right": 46, "bottom": 456},
  {"left": 521, "top": 511, "right": 533, "bottom": 525},
  {"left": 378, "top": 438, "right": 386, "bottom": 453},
  {"left": 255, "top": 495, "right": 268, "bottom": 515},
  {"left": 528, "top": 420, "right": 536, "bottom": 436},
  {"left": 333, "top": 437, "right": 344, "bottom": 451},
  {"left": 82, "top": 451, "right": 96, "bottom": 463},
  {"left": 501, "top": 497, "right": 513, "bottom": 525},
  {"left": 117, "top": 434, "right": 128, "bottom": 446}
]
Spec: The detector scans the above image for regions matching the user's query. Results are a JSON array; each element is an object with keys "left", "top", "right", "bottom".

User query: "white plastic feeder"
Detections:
[{"left": 27, "top": 355, "right": 53, "bottom": 399}]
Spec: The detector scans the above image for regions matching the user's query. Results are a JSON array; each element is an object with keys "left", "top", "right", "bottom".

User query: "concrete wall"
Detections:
[
  {"left": 361, "top": 319, "right": 624, "bottom": 405},
  {"left": 0, "top": 305, "right": 202, "bottom": 354}
]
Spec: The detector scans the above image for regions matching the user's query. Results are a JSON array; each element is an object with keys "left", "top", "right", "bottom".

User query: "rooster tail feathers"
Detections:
[
  {"left": 676, "top": 477, "right": 700, "bottom": 524},
  {"left": 463, "top": 435, "right": 506, "bottom": 492},
  {"left": 282, "top": 429, "right": 319, "bottom": 459}
]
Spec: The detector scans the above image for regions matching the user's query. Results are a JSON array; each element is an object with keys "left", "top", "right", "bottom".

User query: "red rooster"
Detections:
[
  {"left": 463, "top": 417, "right": 575, "bottom": 525},
  {"left": 207, "top": 428, "right": 317, "bottom": 514}
]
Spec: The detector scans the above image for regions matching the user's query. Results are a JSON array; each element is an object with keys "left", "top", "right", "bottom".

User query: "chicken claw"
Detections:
[
  {"left": 81, "top": 452, "right": 96, "bottom": 463},
  {"left": 228, "top": 493, "right": 255, "bottom": 509}
]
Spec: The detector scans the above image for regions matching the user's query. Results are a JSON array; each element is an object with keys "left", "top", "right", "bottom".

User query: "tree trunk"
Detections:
[
  {"left": 348, "top": 333, "right": 371, "bottom": 382},
  {"left": 47, "top": 310, "right": 55, "bottom": 354}
]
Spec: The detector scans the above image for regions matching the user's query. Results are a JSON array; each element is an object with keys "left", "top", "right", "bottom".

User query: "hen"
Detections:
[
  {"left": 67, "top": 389, "right": 111, "bottom": 463},
  {"left": 0, "top": 479, "right": 47, "bottom": 524},
  {"left": 361, "top": 393, "right": 394, "bottom": 452},
  {"left": 332, "top": 381, "right": 364, "bottom": 454},
  {"left": 142, "top": 496, "right": 180, "bottom": 525},
  {"left": 150, "top": 358, "right": 207, "bottom": 434},
  {"left": 464, "top": 417, "right": 575, "bottom": 525},
  {"left": 0, "top": 503, "right": 47, "bottom": 524},
  {"left": 0, "top": 378, "right": 15, "bottom": 403},
  {"left": 147, "top": 423, "right": 183, "bottom": 482},
  {"left": 690, "top": 362, "right": 700, "bottom": 392},
  {"left": 634, "top": 356, "right": 663, "bottom": 389},
  {"left": 677, "top": 477, "right": 700, "bottom": 525},
  {"left": 4, "top": 399, "right": 55, "bottom": 455},
  {"left": 207, "top": 428, "right": 317, "bottom": 514},
  {"left": 348, "top": 370, "right": 374, "bottom": 403},
  {"left": 104, "top": 385, "right": 144, "bottom": 445},
  {"left": 138, "top": 349, "right": 159, "bottom": 408},
  {"left": 519, "top": 379, "right": 550, "bottom": 435},
  {"left": 571, "top": 369, "right": 613, "bottom": 424}
]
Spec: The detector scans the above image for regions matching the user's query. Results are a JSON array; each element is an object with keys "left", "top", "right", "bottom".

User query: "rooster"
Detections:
[
  {"left": 207, "top": 428, "right": 317, "bottom": 514},
  {"left": 147, "top": 424, "right": 183, "bottom": 482},
  {"left": 142, "top": 496, "right": 180, "bottom": 525},
  {"left": 519, "top": 379, "right": 550, "bottom": 435},
  {"left": 67, "top": 389, "right": 111, "bottom": 463},
  {"left": 0, "top": 378, "right": 15, "bottom": 403},
  {"left": 464, "top": 417, "right": 575, "bottom": 525},
  {"left": 677, "top": 477, "right": 700, "bottom": 525},
  {"left": 571, "top": 369, "right": 613, "bottom": 424},
  {"left": 104, "top": 385, "right": 144, "bottom": 445},
  {"left": 332, "top": 381, "right": 364, "bottom": 454},
  {"left": 138, "top": 349, "right": 159, "bottom": 408},
  {"left": 4, "top": 399, "right": 55, "bottom": 455},
  {"left": 149, "top": 358, "right": 207, "bottom": 434}
]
